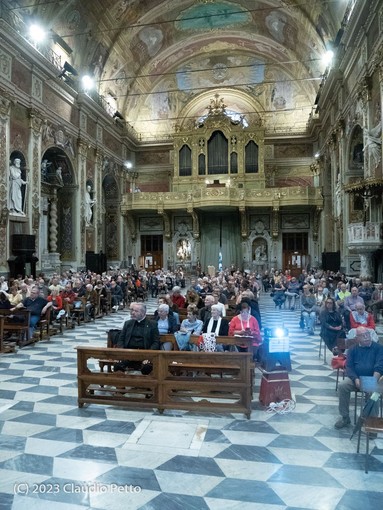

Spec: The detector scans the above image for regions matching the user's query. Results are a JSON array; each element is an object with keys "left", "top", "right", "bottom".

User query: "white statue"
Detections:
[
  {"left": 85, "top": 185, "right": 96, "bottom": 226},
  {"left": 254, "top": 241, "right": 267, "bottom": 263},
  {"left": 364, "top": 122, "right": 382, "bottom": 172},
  {"left": 9, "top": 158, "right": 27, "bottom": 214}
]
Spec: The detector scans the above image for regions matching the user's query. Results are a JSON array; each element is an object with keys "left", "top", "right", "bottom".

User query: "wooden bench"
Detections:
[
  {"left": 77, "top": 346, "right": 252, "bottom": 418},
  {"left": 0, "top": 309, "right": 32, "bottom": 346}
]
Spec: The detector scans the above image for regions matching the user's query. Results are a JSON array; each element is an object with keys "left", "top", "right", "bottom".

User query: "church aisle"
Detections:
[{"left": 0, "top": 295, "right": 382, "bottom": 510}]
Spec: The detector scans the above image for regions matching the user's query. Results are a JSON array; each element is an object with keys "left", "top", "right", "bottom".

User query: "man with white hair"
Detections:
[
  {"left": 335, "top": 326, "right": 383, "bottom": 429},
  {"left": 171, "top": 286, "right": 185, "bottom": 309}
]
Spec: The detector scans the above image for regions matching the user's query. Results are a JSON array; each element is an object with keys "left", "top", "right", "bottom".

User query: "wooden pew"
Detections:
[
  {"left": 77, "top": 346, "right": 252, "bottom": 418},
  {"left": 0, "top": 309, "right": 32, "bottom": 346}
]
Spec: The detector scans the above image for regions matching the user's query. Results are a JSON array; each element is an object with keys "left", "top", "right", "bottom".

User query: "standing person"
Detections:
[
  {"left": 320, "top": 297, "right": 345, "bottom": 353},
  {"left": 9, "top": 158, "right": 27, "bottom": 214},
  {"left": 334, "top": 327, "right": 383, "bottom": 429},
  {"left": 370, "top": 283, "right": 383, "bottom": 322}
]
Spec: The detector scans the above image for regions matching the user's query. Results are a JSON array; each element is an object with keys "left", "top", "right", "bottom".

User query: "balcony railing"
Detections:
[{"left": 347, "top": 222, "right": 383, "bottom": 250}]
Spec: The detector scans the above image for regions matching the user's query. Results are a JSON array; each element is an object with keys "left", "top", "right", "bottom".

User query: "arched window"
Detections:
[
  {"left": 245, "top": 140, "right": 259, "bottom": 173},
  {"left": 179, "top": 144, "right": 192, "bottom": 176},
  {"left": 208, "top": 130, "right": 228, "bottom": 174}
]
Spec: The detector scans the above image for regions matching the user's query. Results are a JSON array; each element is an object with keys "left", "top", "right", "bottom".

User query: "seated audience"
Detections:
[
  {"left": 47, "top": 288, "right": 64, "bottom": 321},
  {"left": 229, "top": 301, "right": 262, "bottom": 358},
  {"left": 179, "top": 305, "right": 203, "bottom": 336},
  {"left": 155, "top": 303, "right": 179, "bottom": 350},
  {"left": 334, "top": 326, "right": 383, "bottom": 429},
  {"left": 319, "top": 297, "right": 345, "bottom": 353},
  {"left": 0, "top": 290, "right": 12, "bottom": 309},
  {"left": 171, "top": 286, "right": 186, "bottom": 309},
  {"left": 11, "top": 285, "right": 52, "bottom": 339},
  {"left": 349, "top": 302, "right": 375, "bottom": 330},
  {"left": 199, "top": 294, "right": 215, "bottom": 323},
  {"left": 301, "top": 285, "right": 316, "bottom": 335},
  {"left": 272, "top": 280, "right": 286, "bottom": 309},
  {"left": 114, "top": 302, "right": 160, "bottom": 372},
  {"left": 285, "top": 277, "right": 301, "bottom": 310},
  {"left": 110, "top": 280, "right": 124, "bottom": 311},
  {"left": 202, "top": 304, "right": 229, "bottom": 336}
]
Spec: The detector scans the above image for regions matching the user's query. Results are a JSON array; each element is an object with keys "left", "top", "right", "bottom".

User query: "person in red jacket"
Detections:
[
  {"left": 349, "top": 303, "right": 376, "bottom": 330},
  {"left": 171, "top": 286, "right": 186, "bottom": 309},
  {"left": 229, "top": 302, "right": 261, "bottom": 358}
]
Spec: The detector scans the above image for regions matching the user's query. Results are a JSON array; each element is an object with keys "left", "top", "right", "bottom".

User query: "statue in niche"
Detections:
[
  {"left": 364, "top": 122, "right": 382, "bottom": 173},
  {"left": 254, "top": 239, "right": 267, "bottom": 263},
  {"left": 9, "top": 158, "right": 27, "bottom": 214},
  {"left": 176, "top": 239, "right": 191, "bottom": 261},
  {"left": 85, "top": 185, "right": 96, "bottom": 226}
]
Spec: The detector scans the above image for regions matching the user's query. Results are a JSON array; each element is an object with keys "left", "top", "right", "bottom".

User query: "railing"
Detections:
[
  {"left": 347, "top": 222, "right": 383, "bottom": 248},
  {"left": 121, "top": 186, "right": 323, "bottom": 211}
]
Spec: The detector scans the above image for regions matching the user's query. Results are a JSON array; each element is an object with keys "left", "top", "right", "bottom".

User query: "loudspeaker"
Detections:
[
  {"left": 322, "top": 251, "right": 340, "bottom": 271},
  {"left": 12, "top": 235, "right": 35, "bottom": 254}
]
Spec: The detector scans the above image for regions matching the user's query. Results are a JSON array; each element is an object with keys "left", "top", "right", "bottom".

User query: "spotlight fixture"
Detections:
[
  {"left": 113, "top": 111, "right": 124, "bottom": 120},
  {"left": 28, "top": 24, "right": 46, "bottom": 44},
  {"left": 58, "top": 61, "right": 78, "bottom": 79},
  {"left": 81, "top": 75, "right": 95, "bottom": 91}
]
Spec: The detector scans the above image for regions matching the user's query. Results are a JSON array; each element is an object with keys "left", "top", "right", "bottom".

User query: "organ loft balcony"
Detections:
[{"left": 120, "top": 186, "right": 323, "bottom": 214}]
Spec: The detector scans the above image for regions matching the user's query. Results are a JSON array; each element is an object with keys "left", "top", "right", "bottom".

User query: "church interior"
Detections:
[
  {"left": 1, "top": 2, "right": 383, "bottom": 510},
  {"left": 0, "top": 0, "right": 382, "bottom": 280}
]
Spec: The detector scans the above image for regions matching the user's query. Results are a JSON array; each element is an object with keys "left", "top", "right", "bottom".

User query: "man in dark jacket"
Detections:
[
  {"left": 116, "top": 302, "right": 160, "bottom": 350},
  {"left": 335, "top": 326, "right": 383, "bottom": 429},
  {"left": 114, "top": 302, "right": 160, "bottom": 373}
]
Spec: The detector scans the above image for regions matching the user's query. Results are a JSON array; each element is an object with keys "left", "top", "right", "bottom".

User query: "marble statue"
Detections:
[
  {"left": 9, "top": 158, "right": 27, "bottom": 214},
  {"left": 85, "top": 185, "right": 96, "bottom": 226}
]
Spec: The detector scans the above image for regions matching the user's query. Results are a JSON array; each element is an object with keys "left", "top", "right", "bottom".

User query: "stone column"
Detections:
[
  {"left": 0, "top": 88, "right": 13, "bottom": 272},
  {"left": 359, "top": 252, "right": 374, "bottom": 279},
  {"left": 77, "top": 139, "right": 89, "bottom": 268}
]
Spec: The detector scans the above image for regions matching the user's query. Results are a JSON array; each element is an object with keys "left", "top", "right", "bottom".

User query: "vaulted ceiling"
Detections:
[{"left": 12, "top": 0, "right": 351, "bottom": 141}]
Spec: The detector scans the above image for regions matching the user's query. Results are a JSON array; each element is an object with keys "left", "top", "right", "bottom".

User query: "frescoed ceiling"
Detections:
[{"left": 10, "top": 0, "right": 351, "bottom": 142}]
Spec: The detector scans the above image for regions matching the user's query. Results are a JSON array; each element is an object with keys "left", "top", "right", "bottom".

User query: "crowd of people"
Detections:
[{"left": 1, "top": 266, "right": 382, "bottom": 431}]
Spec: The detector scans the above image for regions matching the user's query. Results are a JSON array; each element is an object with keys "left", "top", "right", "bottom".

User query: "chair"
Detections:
[
  {"left": 357, "top": 417, "right": 383, "bottom": 473},
  {"left": 36, "top": 307, "right": 52, "bottom": 341},
  {"left": 319, "top": 336, "right": 327, "bottom": 363},
  {"left": 71, "top": 297, "right": 87, "bottom": 325}
]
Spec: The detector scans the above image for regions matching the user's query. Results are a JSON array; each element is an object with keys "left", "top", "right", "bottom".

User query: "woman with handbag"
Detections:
[{"left": 319, "top": 297, "right": 345, "bottom": 353}]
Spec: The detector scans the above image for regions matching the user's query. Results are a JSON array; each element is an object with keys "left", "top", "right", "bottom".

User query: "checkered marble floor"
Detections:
[{"left": 1, "top": 296, "right": 382, "bottom": 510}]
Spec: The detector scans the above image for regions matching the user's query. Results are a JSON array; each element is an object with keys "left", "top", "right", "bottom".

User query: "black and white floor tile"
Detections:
[{"left": 0, "top": 296, "right": 382, "bottom": 510}]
